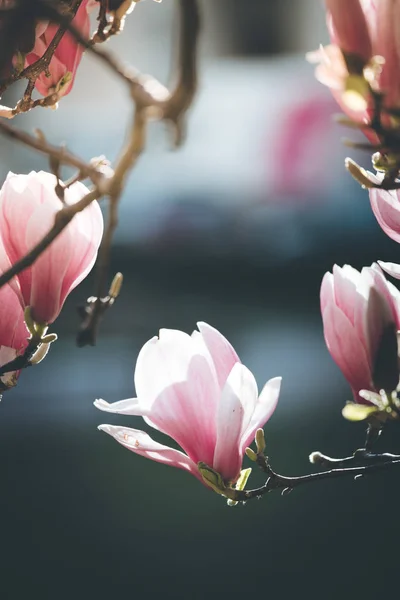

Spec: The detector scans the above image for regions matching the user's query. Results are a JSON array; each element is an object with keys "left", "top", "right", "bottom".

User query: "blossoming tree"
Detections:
[{"left": 1, "top": 0, "right": 400, "bottom": 506}]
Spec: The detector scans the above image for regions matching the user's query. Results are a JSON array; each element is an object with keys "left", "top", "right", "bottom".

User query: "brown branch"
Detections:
[
  {"left": 0, "top": 0, "right": 201, "bottom": 345},
  {"left": 234, "top": 457, "right": 400, "bottom": 502},
  {"left": 163, "top": 0, "right": 200, "bottom": 144},
  {"left": 77, "top": 108, "right": 146, "bottom": 345},
  {"left": 0, "top": 121, "right": 103, "bottom": 183}
]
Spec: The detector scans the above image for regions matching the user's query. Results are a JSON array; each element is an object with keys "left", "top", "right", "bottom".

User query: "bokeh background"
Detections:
[{"left": 1, "top": 1, "right": 400, "bottom": 599}]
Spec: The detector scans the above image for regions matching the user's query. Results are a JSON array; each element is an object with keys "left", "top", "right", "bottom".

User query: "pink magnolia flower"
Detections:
[
  {"left": 369, "top": 185, "right": 400, "bottom": 243},
  {"left": 24, "top": 0, "right": 92, "bottom": 98},
  {"left": 308, "top": 0, "right": 400, "bottom": 135},
  {"left": 325, "top": 0, "right": 372, "bottom": 62},
  {"left": 0, "top": 282, "right": 29, "bottom": 390},
  {"left": 0, "top": 171, "right": 103, "bottom": 325},
  {"left": 321, "top": 263, "right": 400, "bottom": 400},
  {"left": 95, "top": 322, "right": 281, "bottom": 488}
]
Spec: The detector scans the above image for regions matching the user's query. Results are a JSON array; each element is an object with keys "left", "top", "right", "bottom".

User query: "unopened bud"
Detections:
[
  {"left": 245, "top": 447, "right": 257, "bottom": 462},
  {"left": 109, "top": 272, "right": 123, "bottom": 299},
  {"left": 255, "top": 428, "right": 266, "bottom": 454},
  {"left": 309, "top": 451, "right": 323, "bottom": 464}
]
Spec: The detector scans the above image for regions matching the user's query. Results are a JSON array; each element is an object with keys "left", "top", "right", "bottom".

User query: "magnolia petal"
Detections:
[
  {"left": 0, "top": 283, "right": 28, "bottom": 350},
  {"left": 94, "top": 397, "right": 143, "bottom": 416},
  {"left": 326, "top": 0, "right": 372, "bottom": 61},
  {"left": 378, "top": 261, "right": 400, "bottom": 280},
  {"left": 322, "top": 303, "right": 373, "bottom": 394},
  {"left": 134, "top": 330, "right": 197, "bottom": 404},
  {"left": 320, "top": 272, "right": 335, "bottom": 315},
  {"left": 332, "top": 264, "right": 362, "bottom": 325},
  {"left": 213, "top": 363, "right": 258, "bottom": 483},
  {"left": 361, "top": 265, "right": 400, "bottom": 360},
  {"left": 369, "top": 188, "right": 400, "bottom": 244},
  {"left": 98, "top": 425, "right": 199, "bottom": 478},
  {"left": 197, "top": 322, "right": 241, "bottom": 390},
  {"left": 26, "top": 203, "right": 71, "bottom": 324},
  {"left": 134, "top": 329, "right": 219, "bottom": 465},
  {"left": 375, "top": 0, "right": 400, "bottom": 108},
  {"left": 240, "top": 376, "right": 281, "bottom": 452}
]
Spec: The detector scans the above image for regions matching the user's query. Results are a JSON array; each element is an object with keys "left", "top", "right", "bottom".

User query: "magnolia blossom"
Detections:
[
  {"left": 321, "top": 263, "right": 400, "bottom": 400},
  {"left": 0, "top": 171, "right": 103, "bottom": 325},
  {"left": 369, "top": 185, "right": 400, "bottom": 243},
  {"left": 308, "top": 0, "right": 400, "bottom": 129},
  {"left": 24, "top": 0, "right": 92, "bottom": 98},
  {"left": 0, "top": 283, "right": 29, "bottom": 390},
  {"left": 95, "top": 323, "right": 281, "bottom": 488}
]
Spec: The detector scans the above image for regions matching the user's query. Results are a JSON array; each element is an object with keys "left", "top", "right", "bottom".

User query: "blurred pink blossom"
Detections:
[
  {"left": 308, "top": 0, "right": 400, "bottom": 134},
  {"left": 24, "top": 0, "right": 92, "bottom": 98},
  {"left": 0, "top": 171, "right": 103, "bottom": 325},
  {"left": 370, "top": 186, "right": 400, "bottom": 243},
  {"left": 95, "top": 322, "right": 281, "bottom": 488},
  {"left": 321, "top": 263, "right": 400, "bottom": 400}
]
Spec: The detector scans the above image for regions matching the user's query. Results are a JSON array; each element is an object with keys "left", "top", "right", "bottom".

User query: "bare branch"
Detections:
[
  {"left": 0, "top": 0, "right": 201, "bottom": 345},
  {"left": 0, "top": 121, "right": 103, "bottom": 182},
  {"left": 235, "top": 457, "right": 400, "bottom": 502}
]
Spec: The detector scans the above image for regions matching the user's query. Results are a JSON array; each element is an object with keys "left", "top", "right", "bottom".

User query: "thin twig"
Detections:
[
  {"left": 0, "top": 0, "right": 200, "bottom": 346},
  {"left": 76, "top": 108, "right": 146, "bottom": 345},
  {"left": 235, "top": 457, "right": 400, "bottom": 502},
  {"left": 0, "top": 121, "right": 103, "bottom": 183}
]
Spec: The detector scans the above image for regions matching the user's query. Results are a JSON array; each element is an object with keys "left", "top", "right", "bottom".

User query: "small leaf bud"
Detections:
[
  {"left": 245, "top": 447, "right": 257, "bottom": 462},
  {"left": 255, "top": 428, "right": 266, "bottom": 454}
]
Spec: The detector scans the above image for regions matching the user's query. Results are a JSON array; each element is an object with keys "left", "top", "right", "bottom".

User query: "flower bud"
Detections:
[
  {"left": 24, "top": 0, "right": 93, "bottom": 99},
  {"left": 0, "top": 171, "right": 103, "bottom": 324},
  {"left": 321, "top": 263, "right": 400, "bottom": 400}
]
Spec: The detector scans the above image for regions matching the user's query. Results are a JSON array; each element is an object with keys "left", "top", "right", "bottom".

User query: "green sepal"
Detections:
[
  {"left": 342, "top": 74, "right": 369, "bottom": 112},
  {"left": 198, "top": 462, "right": 227, "bottom": 496},
  {"left": 198, "top": 462, "right": 237, "bottom": 501},
  {"left": 24, "top": 307, "right": 37, "bottom": 336},
  {"left": 227, "top": 467, "right": 252, "bottom": 507},
  {"left": 342, "top": 402, "right": 380, "bottom": 421}
]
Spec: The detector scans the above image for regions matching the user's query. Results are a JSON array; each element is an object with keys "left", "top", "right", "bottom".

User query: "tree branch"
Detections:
[
  {"left": 0, "top": 0, "right": 201, "bottom": 346},
  {"left": 0, "top": 121, "right": 102, "bottom": 182},
  {"left": 235, "top": 457, "right": 400, "bottom": 502}
]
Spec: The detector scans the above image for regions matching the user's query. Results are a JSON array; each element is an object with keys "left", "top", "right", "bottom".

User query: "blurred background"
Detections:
[{"left": 1, "top": 1, "right": 400, "bottom": 599}]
